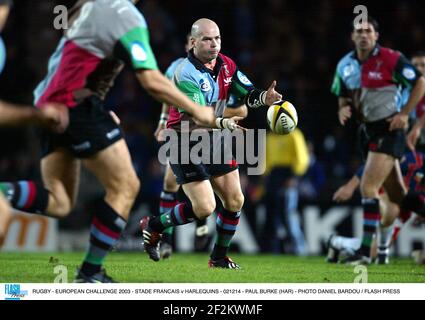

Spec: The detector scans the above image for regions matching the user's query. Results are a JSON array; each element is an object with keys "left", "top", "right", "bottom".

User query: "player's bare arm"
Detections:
[
  {"left": 0, "top": 100, "right": 68, "bottom": 133},
  {"left": 407, "top": 106, "right": 425, "bottom": 150},
  {"left": 337, "top": 97, "right": 352, "bottom": 125},
  {"left": 136, "top": 69, "right": 216, "bottom": 127},
  {"left": 223, "top": 105, "right": 248, "bottom": 118},
  {"left": 390, "top": 76, "right": 425, "bottom": 131},
  {"left": 333, "top": 175, "right": 360, "bottom": 203}
]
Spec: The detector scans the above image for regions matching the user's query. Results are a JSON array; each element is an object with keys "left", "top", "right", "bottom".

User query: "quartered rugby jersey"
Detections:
[
  {"left": 331, "top": 46, "right": 421, "bottom": 122},
  {"left": 34, "top": 0, "right": 158, "bottom": 108},
  {"left": 167, "top": 50, "right": 254, "bottom": 131}
]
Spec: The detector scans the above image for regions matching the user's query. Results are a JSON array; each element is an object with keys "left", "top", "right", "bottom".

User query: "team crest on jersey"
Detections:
[
  {"left": 131, "top": 42, "right": 147, "bottom": 62},
  {"left": 343, "top": 64, "right": 354, "bottom": 77},
  {"left": 200, "top": 78, "right": 211, "bottom": 92},
  {"left": 237, "top": 71, "right": 252, "bottom": 86},
  {"left": 402, "top": 66, "right": 416, "bottom": 80}
]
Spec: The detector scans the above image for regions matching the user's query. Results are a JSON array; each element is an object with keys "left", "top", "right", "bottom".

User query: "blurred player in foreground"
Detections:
[
  {"left": 0, "top": 0, "right": 221, "bottom": 282},
  {"left": 0, "top": 0, "right": 68, "bottom": 246}
]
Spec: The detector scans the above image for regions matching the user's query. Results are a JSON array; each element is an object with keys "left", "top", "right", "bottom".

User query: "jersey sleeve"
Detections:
[
  {"left": 165, "top": 64, "right": 175, "bottom": 80},
  {"left": 174, "top": 69, "right": 206, "bottom": 110},
  {"left": 110, "top": 3, "right": 158, "bottom": 70},
  {"left": 230, "top": 69, "right": 255, "bottom": 100},
  {"left": 393, "top": 53, "right": 422, "bottom": 89},
  {"left": 331, "top": 68, "right": 348, "bottom": 97}
]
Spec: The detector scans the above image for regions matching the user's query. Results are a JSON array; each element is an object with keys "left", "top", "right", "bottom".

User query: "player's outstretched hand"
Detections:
[
  {"left": 39, "top": 102, "right": 69, "bottom": 133},
  {"left": 332, "top": 184, "right": 355, "bottom": 203},
  {"left": 265, "top": 80, "right": 283, "bottom": 106}
]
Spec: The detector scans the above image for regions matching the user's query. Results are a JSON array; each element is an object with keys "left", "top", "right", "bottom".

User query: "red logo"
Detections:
[
  {"left": 369, "top": 142, "right": 378, "bottom": 151},
  {"left": 228, "top": 159, "right": 238, "bottom": 169}
]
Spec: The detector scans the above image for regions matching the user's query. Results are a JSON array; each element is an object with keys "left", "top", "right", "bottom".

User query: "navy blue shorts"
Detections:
[
  {"left": 364, "top": 117, "right": 406, "bottom": 160},
  {"left": 169, "top": 131, "right": 239, "bottom": 185},
  {"left": 41, "top": 96, "right": 123, "bottom": 158}
]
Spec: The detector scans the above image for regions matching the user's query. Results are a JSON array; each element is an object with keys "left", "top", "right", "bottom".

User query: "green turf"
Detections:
[{"left": 0, "top": 252, "right": 424, "bottom": 283}]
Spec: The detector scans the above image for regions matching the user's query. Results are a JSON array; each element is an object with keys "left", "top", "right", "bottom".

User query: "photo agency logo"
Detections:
[
  {"left": 158, "top": 122, "right": 267, "bottom": 176},
  {"left": 353, "top": 5, "right": 369, "bottom": 29},
  {"left": 4, "top": 284, "right": 28, "bottom": 300}
]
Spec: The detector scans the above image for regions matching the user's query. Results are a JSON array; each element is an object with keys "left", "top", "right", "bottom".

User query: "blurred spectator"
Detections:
[
  {"left": 299, "top": 141, "right": 326, "bottom": 200},
  {"left": 262, "top": 128, "right": 309, "bottom": 255}
]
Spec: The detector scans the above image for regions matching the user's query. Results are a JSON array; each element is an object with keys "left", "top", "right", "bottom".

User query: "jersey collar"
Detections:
[
  {"left": 188, "top": 49, "right": 223, "bottom": 79},
  {"left": 351, "top": 44, "right": 381, "bottom": 63}
]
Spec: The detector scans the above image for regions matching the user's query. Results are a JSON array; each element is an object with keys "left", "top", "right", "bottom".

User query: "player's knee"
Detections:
[
  {"left": 193, "top": 200, "right": 216, "bottom": 220},
  {"left": 224, "top": 192, "right": 244, "bottom": 212},
  {"left": 163, "top": 177, "right": 178, "bottom": 193},
  {"left": 124, "top": 175, "right": 140, "bottom": 200},
  {"left": 360, "top": 182, "right": 378, "bottom": 198},
  {"left": 47, "top": 194, "right": 73, "bottom": 218}
]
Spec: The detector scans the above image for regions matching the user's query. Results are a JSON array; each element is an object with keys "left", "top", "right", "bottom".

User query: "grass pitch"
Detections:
[{"left": 0, "top": 252, "right": 424, "bottom": 283}]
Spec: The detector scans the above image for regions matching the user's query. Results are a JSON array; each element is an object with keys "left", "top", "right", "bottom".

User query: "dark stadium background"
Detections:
[{"left": 1, "top": 0, "right": 424, "bottom": 254}]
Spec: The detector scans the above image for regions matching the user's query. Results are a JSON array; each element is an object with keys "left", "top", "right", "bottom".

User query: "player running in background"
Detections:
[
  {"left": 141, "top": 18, "right": 281, "bottom": 268},
  {"left": 0, "top": 0, "right": 68, "bottom": 246},
  {"left": 331, "top": 17, "right": 425, "bottom": 264},
  {"left": 406, "top": 51, "right": 425, "bottom": 151},
  {"left": 0, "top": 0, "right": 219, "bottom": 282},
  {"left": 330, "top": 51, "right": 425, "bottom": 263}
]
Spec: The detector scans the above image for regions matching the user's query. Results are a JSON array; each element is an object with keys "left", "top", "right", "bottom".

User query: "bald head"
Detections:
[
  {"left": 191, "top": 18, "right": 219, "bottom": 39},
  {"left": 190, "top": 18, "right": 221, "bottom": 64}
]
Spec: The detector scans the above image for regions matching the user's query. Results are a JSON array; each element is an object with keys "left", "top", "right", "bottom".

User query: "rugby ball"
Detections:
[{"left": 267, "top": 100, "right": 298, "bottom": 134}]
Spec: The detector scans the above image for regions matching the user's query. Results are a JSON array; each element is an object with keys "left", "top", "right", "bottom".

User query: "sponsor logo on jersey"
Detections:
[
  {"left": 223, "top": 77, "right": 232, "bottom": 87},
  {"left": 368, "top": 71, "right": 383, "bottom": 80},
  {"left": 131, "top": 42, "right": 147, "bottom": 62},
  {"left": 402, "top": 66, "right": 416, "bottom": 80},
  {"left": 237, "top": 71, "right": 252, "bottom": 86}
]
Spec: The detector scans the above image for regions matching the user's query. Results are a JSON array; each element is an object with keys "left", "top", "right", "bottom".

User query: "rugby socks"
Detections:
[
  {"left": 158, "top": 191, "right": 178, "bottom": 245},
  {"left": 211, "top": 209, "right": 241, "bottom": 260},
  {"left": 401, "top": 191, "right": 425, "bottom": 217},
  {"left": 0, "top": 181, "right": 49, "bottom": 214},
  {"left": 81, "top": 200, "right": 126, "bottom": 276},
  {"left": 149, "top": 202, "right": 198, "bottom": 233},
  {"left": 377, "top": 223, "right": 393, "bottom": 258},
  {"left": 360, "top": 198, "right": 380, "bottom": 257}
]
